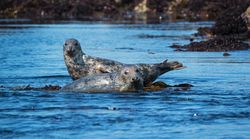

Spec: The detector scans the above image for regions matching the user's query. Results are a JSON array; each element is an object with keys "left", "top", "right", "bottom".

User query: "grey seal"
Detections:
[
  {"left": 63, "top": 38, "right": 184, "bottom": 86},
  {"left": 61, "top": 66, "right": 144, "bottom": 92}
]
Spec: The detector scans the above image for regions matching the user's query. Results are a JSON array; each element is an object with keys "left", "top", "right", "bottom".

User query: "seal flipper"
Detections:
[
  {"left": 140, "top": 60, "right": 185, "bottom": 86},
  {"left": 157, "top": 60, "right": 185, "bottom": 74}
]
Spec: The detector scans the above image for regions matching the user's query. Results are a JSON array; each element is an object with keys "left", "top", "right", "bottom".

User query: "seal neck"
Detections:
[{"left": 64, "top": 49, "right": 86, "bottom": 80}]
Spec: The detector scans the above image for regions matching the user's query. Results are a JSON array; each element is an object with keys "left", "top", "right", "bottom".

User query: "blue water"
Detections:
[{"left": 0, "top": 20, "right": 250, "bottom": 139}]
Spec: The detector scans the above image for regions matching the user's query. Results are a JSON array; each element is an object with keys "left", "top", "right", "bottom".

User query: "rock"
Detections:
[
  {"left": 188, "top": 2, "right": 250, "bottom": 52},
  {"left": 144, "top": 81, "right": 171, "bottom": 91},
  {"left": 211, "top": 3, "right": 249, "bottom": 36},
  {"left": 170, "top": 37, "right": 250, "bottom": 52},
  {"left": 41, "top": 85, "right": 61, "bottom": 91},
  {"left": 1, "top": 0, "right": 249, "bottom": 21},
  {"left": 173, "top": 83, "right": 193, "bottom": 88},
  {"left": 223, "top": 52, "right": 231, "bottom": 56},
  {"left": 194, "top": 1, "right": 250, "bottom": 38},
  {"left": 194, "top": 27, "right": 213, "bottom": 37},
  {"left": 11, "top": 85, "right": 61, "bottom": 91},
  {"left": 143, "top": 81, "right": 193, "bottom": 92},
  {"left": 173, "top": 83, "right": 193, "bottom": 91},
  {"left": 12, "top": 85, "right": 33, "bottom": 91}
]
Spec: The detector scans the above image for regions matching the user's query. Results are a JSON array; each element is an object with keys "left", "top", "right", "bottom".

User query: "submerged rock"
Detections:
[
  {"left": 11, "top": 85, "right": 61, "bottom": 91},
  {"left": 144, "top": 81, "right": 193, "bottom": 92},
  {"left": 2, "top": 82, "right": 192, "bottom": 93},
  {"left": 223, "top": 52, "right": 231, "bottom": 56},
  {"left": 144, "top": 81, "right": 170, "bottom": 92}
]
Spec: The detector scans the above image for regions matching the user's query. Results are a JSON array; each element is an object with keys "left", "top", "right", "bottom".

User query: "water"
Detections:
[{"left": 0, "top": 19, "right": 250, "bottom": 139}]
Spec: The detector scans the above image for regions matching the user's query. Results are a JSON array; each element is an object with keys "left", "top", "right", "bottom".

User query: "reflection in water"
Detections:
[{"left": 0, "top": 20, "right": 250, "bottom": 138}]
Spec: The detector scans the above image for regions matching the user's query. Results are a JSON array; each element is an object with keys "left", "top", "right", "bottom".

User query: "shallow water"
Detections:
[{"left": 0, "top": 19, "right": 250, "bottom": 139}]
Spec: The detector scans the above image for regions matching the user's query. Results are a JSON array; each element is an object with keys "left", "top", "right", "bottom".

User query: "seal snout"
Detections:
[
  {"left": 132, "top": 77, "right": 140, "bottom": 82},
  {"left": 66, "top": 49, "right": 74, "bottom": 57}
]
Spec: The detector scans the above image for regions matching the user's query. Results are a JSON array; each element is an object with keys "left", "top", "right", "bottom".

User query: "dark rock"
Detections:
[
  {"left": 41, "top": 85, "right": 61, "bottom": 91},
  {"left": 144, "top": 81, "right": 193, "bottom": 92},
  {"left": 194, "top": 27, "right": 213, "bottom": 37},
  {"left": 11, "top": 85, "right": 61, "bottom": 91},
  {"left": 1, "top": 0, "right": 249, "bottom": 21},
  {"left": 170, "top": 37, "right": 250, "bottom": 52},
  {"left": 162, "top": 0, "right": 250, "bottom": 21},
  {"left": 137, "top": 34, "right": 169, "bottom": 39},
  {"left": 144, "top": 81, "right": 170, "bottom": 92},
  {"left": 172, "top": 83, "right": 193, "bottom": 91},
  {"left": 6, "top": 83, "right": 192, "bottom": 92},
  {"left": 115, "top": 47, "right": 135, "bottom": 50},
  {"left": 189, "top": 2, "right": 250, "bottom": 52},
  {"left": 12, "top": 85, "right": 33, "bottom": 91},
  {"left": 189, "top": 38, "right": 194, "bottom": 42},
  {"left": 223, "top": 52, "right": 231, "bottom": 56},
  {"left": 147, "top": 50, "right": 155, "bottom": 54},
  {"left": 195, "top": 1, "right": 250, "bottom": 38},
  {"left": 170, "top": 44, "right": 182, "bottom": 49},
  {"left": 173, "top": 83, "right": 193, "bottom": 88},
  {"left": 212, "top": 2, "right": 250, "bottom": 36}
]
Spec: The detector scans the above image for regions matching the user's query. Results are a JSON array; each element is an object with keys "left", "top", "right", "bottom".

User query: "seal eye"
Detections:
[
  {"left": 65, "top": 42, "right": 68, "bottom": 46},
  {"left": 73, "top": 42, "right": 78, "bottom": 46},
  {"left": 124, "top": 71, "right": 129, "bottom": 75},
  {"left": 136, "top": 69, "right": 139, "bottom": 73}
]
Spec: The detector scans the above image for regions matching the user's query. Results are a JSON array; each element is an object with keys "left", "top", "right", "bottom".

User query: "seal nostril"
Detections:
[
  {"left": 132, "top": 77, "right": 139, "bottom": 81},
  {"left": 67, "top": 50, "right": 74, "bottom": 57}
]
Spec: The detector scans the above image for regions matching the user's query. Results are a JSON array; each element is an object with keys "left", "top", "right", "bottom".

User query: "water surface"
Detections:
[{"left": 0, "top": 20, "right": 250, "bottom": 139}]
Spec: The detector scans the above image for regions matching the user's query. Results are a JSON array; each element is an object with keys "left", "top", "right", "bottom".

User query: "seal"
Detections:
[
  {"left": 60, "top": 66, "right": 144, "bottom": 92},
  {"left": 63, "top": 38, "right": 184, "bottom": 86}
]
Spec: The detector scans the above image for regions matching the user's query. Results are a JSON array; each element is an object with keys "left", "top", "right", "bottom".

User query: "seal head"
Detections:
[
  {"left": 64, "top": 38, "right": 84, "bottom": 62},
  {"left": 117, "top": 66, "right": 143, "bottom": 91},
  {"left": 63, "top": 38, "right": 87, "bottom": 80}
]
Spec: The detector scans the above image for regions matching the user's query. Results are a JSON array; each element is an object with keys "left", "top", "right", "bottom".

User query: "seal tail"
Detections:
[{"left": 158, "top": 60, "right": 185, "bottom": 74}]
